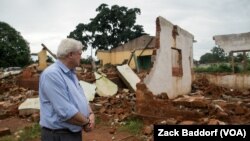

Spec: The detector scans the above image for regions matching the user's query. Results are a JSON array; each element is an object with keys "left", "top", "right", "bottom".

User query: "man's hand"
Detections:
[
  {"left": 89, "top": 113, "right": 95, "bottom": 130},
  {"left": 83, "top": 113, "right": 95, "bottom": 132},
  {"left": 83, "top": 124, "right": 91, "bottom": 132}
]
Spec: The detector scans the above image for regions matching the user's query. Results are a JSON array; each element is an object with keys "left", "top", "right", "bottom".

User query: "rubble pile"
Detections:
[
  {"left": 136, "top": 77, "right": 250, "bottom": 126},
  {"left": 0, "top": 75, "right": 38, "bottom": 119},
  {"left": 1, "top": 65, "right": 250, "bottom": 139},
  {"left": 92, "top": 89, "right": 136, "bottom": 122}
]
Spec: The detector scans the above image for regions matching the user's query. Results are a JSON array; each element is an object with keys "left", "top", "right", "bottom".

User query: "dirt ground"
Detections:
[
  {"left": 0, "top": 116, "right": 33, "bottom": 133},
  {"left": 0, "top": 116, "right": 141, "bottom": 141},
  {"left": 82, "top": 125, "right": 140, "bottom": 141}
]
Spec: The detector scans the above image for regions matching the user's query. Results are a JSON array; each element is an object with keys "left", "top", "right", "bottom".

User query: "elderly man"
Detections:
[{"left": 39, "top": 38, "right": 95, "bottom": 141}]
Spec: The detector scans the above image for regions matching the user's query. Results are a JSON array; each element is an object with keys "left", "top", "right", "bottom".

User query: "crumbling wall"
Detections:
[
  {"left": 213, "top": 32, "right": 250, "bottom": 54},
  {"left": 194, "top": 73, "right": 250, "bottom": 90},
  {"left": 96, "top": 51, "right": 111, "bottom": 66},
  {"left": 143, "top": 16, "right": 194, "bottom": 99},
  {"left": 96, "top": 35, "right": 155, "bottom": 69},
  {"left": 37, "top": 49, "right": 48, "bottom": 72}
]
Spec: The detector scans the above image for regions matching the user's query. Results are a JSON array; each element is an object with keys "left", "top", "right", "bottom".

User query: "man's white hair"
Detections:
[{"left": 56, "top": 38, "right": 83, "bottom": 59}]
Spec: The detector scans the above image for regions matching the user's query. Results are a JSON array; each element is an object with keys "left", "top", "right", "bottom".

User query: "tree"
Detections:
[
  {"left": 0, "top": 22, "right": 31, "bottom": 68},
  {"left": 211, "top": 46, "right": 227, "bottom": 62},
  {"left": 199, "top": 53, "right": 214, "bottom": 64},
  {"left": 199, "top": 46, "right": 227, "bottom": 64},
  {"left": 68, "top": 3, "right": 146, "bottom": 51}
]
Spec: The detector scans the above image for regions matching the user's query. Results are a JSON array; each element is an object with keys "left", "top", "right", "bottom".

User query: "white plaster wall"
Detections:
[
  {"left": 213, "top": 32, "right": 250, "bottom": 53},
  {"left": 173, "top": 27, "right": 193, "bottom": 97},
  {"left": 144, "top": 18, "right": 173, "bottom": 97},
  {"left": 195, "top": 74, "right": 250, "bottom": 90},
  {"left": 144, "top": 16, "right": 194, "bottom": 99}
]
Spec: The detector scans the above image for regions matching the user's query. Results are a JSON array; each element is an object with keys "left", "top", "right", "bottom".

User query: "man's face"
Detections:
[{"left": 71, "top": 50, "right": 82, "bottom": 67}]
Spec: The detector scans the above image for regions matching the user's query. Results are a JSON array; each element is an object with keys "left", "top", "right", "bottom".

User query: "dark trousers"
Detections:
[{"left": 41, "top": 127, "right": 82, "bottom": 141}]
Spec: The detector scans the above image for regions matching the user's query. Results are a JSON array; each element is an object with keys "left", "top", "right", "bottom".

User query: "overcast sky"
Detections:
[{"left": 0, "top": 0, "right": 249, "bottom": 60}]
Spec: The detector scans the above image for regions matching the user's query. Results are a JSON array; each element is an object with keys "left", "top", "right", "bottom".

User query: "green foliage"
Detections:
[
  {"left": 17, "top": 123, "right": 41, "bottom": 141},
  {"left": 233, "top": 52, "right": 250, "bottom": 64},
  {"left": 68, "top": 3, "right": 145, "bottom": 51},
  {"left": 0, "top": 22, "right": 31, "bottom": 68},
  {"left": 47, "top": 56, "right": 54, "bottom": 63},
  {"left": 80, "top": 57, "right": 92, "bottom": 64},
  {"left": 194, "top": 63, "right": 233, "bottom": 73},
  {"left": 234, "top": 53, "right": 244, "bottom": 63},
  {"left": 199, "top": 46, "right": 228, "bottom": 64},
  {"left": 94, "top": 116, "right": 101, "bottom": 125},
  {"left": 211, "top": 46, "right": 227, "bottom": 60},
  {"left": 247, "top": 59, "right": 250, "bottom": 71},
  {"left": 119, "top": 117, "right": 143, "bottom": 135},
  {"left": 199, "top": 48, "right": 250, "bottom": 73},
  {"left": 199, "top": 53, "right": 214, "bottom": 64},
  {"left": 0, "top": 135, "right": 14, "bottom": 141},
  {"left": 0, "top": 123, "right": 40, "bottom": 141},
  {"left": 247, "top": 64, "right": 250, "bottom": 71}
]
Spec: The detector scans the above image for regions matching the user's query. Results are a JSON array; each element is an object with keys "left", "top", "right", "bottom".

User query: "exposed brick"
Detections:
[
  {"left": 143, "top": 125, "right": 153, "bottom": 135},
  {"left": 172, "top": 67, "right": 183, "bottom": 77},
  {"left": 178, "top": 120, "right": 196, "bottom": 125},
  {"left": 109, "top": 128, "right": 116, "bottom": 134},
  {"left": 207, "top": 119, "right": 220, "bottom": 125},
  {"left": 16, "top": 76, "right": 39, "bottom": 91},
  {"left": 20, "top": 68, "right": 33, "bottom": 78},
  {"left": 136, "top": 82, "right": 147, "bottom": 90},
  {"left": 234, "top": 105, "right": 246, "bottom": 115},
  {"left": 0, "top": 127, "right": 11, "bottom": 137},
  {"left": 155, "top": 17, "right": 161, "bottom": 49},
  {"left": 136, "top": 89, "right": 145, "bottom": 102}
]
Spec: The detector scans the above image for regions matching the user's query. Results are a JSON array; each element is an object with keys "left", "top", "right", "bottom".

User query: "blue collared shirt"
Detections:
[{"left": 39, "top": 60, "right": 89, "bottom": 132}]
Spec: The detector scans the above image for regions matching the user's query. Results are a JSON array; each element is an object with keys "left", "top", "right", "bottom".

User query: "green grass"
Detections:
[
  {"left": 118, "top": 117, "right": 144, "bottom": 135},
  {"left": 194, "top": 63, "right": 250, "bottom": 73},
  {"left": 194, "top": 63, "right": 233, "bottom": 73},
  {"left": 0, "top": 123, "right": 41, "bottom": 141},
  {"left": 95, "top": 116, "right": 101, "bottom": 125},
  {"left": 0, "top": 136, "right": 14, "bottom": 141},
  {"left": 17, "top": 123, "right": 41, "bottom": 141}
]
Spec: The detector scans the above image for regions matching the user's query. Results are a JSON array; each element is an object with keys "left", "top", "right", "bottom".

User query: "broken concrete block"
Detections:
[
  {"left": 0, "top": 70, "right": 22, "bottom": 79},
  {"left": 18, "top": 97, "right": 40, "bottom": 116},
  {"left": 117, "top": 64, "right": 140, "bottom": 92},
  {"left": 79, "top": 80, "right": 96, "bottom": 101},
  {"left": 94, "top": 72, "right": 118, "bottom": 97}
]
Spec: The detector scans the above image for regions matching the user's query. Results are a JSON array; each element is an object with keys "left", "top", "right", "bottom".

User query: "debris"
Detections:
[
  {"left": 18, "top": 98, "right": 40, "bottom": 117},
  {"left": 95, "top": 72, "right": 118, "bottom": 97},
  {"left": 79, "top": 80, "right": 96, "bottom": 101},
  {"left": 0, "top": 127, "right": 11, "bottom": 137},
  {"left": 117, "top": 64, "right": 140, "bottom": 92}
]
